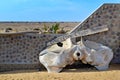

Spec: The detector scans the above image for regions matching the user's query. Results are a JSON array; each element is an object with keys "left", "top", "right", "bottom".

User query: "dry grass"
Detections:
[{"left": 0, "top": 64, "right": 120, "bottom": 80}]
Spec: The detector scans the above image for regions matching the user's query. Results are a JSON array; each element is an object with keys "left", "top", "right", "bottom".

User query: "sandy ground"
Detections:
[{"left": 0, "top": 64, "right": 120, "bottom": 80}]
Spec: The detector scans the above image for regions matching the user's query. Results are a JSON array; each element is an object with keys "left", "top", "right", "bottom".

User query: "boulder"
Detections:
[
  {"left": 79, "top": 40, "right": 113, "bottom": 70},
  {"left": 39, "top": 38, "right": 76, "bottom": 73}
]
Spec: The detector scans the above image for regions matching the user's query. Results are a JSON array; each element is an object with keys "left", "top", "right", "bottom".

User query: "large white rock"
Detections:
[
  {"left": 79, "top": 40, "right": 113, "bottom": 70},
  {"left": 39, "top": 38, "right": 77, "bottom": 73},
  {"left": 39, "top": 37, "right": 113, "bottom": 72}
]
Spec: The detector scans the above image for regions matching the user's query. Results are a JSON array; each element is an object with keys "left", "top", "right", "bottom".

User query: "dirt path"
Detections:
[{"left": 0, "top": 64, "right": 120, "bottom": 80}]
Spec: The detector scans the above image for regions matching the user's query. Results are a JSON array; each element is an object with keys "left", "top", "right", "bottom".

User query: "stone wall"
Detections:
[
  {"left": 0, "top": 33, "right": 62, "bottom": 71},
  {"left": 71, "top": 4, "right": 120, "bottom": 63}
]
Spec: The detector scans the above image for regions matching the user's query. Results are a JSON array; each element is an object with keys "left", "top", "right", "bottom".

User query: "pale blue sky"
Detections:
[{"left": 0, "top": 0, "right": 119, "bottom": 21}]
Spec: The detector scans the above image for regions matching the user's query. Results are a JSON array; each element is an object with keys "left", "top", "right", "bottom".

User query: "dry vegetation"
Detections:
[
  {"left": 0, "top": 64, "right": 120, "bottom": 80},
  {"left": 0, "top": 22, "right": 79, "bottom": 33}
]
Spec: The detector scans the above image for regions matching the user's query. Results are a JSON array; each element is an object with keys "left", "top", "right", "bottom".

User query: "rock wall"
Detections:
[
  {"left": 0, "top": 33, "right": 62, "bottom": 71},
  {"left": 71, "top": 4, "right": 120, "bottom": 63}
]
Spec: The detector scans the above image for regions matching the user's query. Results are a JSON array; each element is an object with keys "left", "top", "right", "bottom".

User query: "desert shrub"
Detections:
[
  {"left": 5, "top": 28, "right": 12, "bottom": 32},
  {"left": 42, "top": 23, "right": 67, "bottom": 34},
  {"left": 49, "top": 23, "right": 59, "bottom": 33}
]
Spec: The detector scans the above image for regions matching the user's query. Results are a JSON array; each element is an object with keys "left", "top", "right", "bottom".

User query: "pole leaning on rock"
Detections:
[{"left": 47, "top": 25, "right": 108, "bottom": 46}]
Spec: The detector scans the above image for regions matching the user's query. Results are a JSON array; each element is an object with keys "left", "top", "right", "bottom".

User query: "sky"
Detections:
[{"left": 0, "top": 0, "right": 119, "bottom": 22}]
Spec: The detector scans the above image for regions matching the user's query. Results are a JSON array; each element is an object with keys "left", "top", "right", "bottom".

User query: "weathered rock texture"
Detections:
[
  {"left": 81, "top": 40, "right": 113, "bottom": 70},
  {"left": 71, "top": 4, "right": 120, "bottom": 63}
]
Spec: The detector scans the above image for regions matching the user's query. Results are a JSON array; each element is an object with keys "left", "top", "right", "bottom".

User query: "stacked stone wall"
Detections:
[{"left": 0, "top": 33, "right": 62, "bottom": 71}]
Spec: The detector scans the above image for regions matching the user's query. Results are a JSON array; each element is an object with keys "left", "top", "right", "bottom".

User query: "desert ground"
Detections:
[
  {"left": 0, "top": 64, "right": 120, "bottom": 80},
  {"left": 0, "top": 22, "right": 79, "bottom": 33}
]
